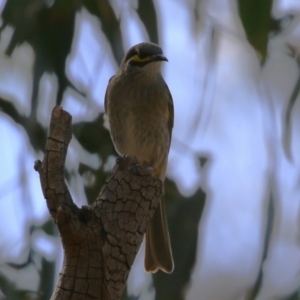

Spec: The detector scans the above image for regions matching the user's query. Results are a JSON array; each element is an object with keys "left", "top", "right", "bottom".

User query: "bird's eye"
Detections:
[{"left": 130, "top": 54, "right": 152, "bottom": 63}]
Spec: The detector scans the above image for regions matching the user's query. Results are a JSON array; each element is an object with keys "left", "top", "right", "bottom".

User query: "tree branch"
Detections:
[{"left": 34, "top": 106, "right": 162, "bottom": 300}]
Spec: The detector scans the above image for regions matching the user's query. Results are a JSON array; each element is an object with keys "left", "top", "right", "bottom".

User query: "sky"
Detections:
[{"left": 0, "top": 0, "right": 300, "bottom": 299}]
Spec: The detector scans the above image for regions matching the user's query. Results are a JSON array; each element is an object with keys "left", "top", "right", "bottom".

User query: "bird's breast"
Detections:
[{"left": 107, "top": 76, "right": 170, "bottom": 168}]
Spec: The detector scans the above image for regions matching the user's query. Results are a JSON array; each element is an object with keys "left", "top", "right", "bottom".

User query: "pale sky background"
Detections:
[{"left": 0, "top": 0, "right": 300, "bottom": 299}]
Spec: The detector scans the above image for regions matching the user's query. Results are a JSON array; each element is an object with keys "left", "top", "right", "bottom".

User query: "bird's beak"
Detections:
[{"left": 152, "top": 54, "right": 168, "bottom": 62}]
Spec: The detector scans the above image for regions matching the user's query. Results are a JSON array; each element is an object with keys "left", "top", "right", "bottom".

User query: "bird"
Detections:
[{"left": 104, "top": 42, "right": 174, "bottom": 273}]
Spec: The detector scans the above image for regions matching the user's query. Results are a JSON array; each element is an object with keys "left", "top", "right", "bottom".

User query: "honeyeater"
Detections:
[{"left": 104, "top": 42, "right": 174, "bottom": 273}]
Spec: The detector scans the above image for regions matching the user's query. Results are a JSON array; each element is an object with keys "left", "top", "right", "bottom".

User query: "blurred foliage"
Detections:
[
  {"left": 83, "top": 0, "right": 124, "bottom": 64},
  {"left": 0, "top": 97, "right": 46, "bottom": 151},
  {"left": 237, "top": 0, "right": 273, "bottom": 62},
  {"left": 0, "top": 0, "right": 81, "bottom": 119},
  {"left": 0, "top": 0, "right": 299, "bottom": 299},
  {"left": 75, "top": 113, "right": 116, "bottom": 203},
  {"left": 288, "top": 292, "right": 300, "bottom": 300},
  {"left": 153, "top": 183, "right": 205, "bottom": 300},
  {"left": 38, "top": 258, "right": 55, "bottom": 300},
  {"left": 283, "top": 58, "right": 300, "bottom": 160},
  {"left": 137, "top": 0, "right": 159, "bottom": 44},
  {"left": 246, "top": 194, "right": 274, "bottom": 300}
]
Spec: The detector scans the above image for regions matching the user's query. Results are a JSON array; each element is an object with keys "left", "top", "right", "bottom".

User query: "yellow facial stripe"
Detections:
[{"left": 130, "top": 54, "right": 152, "bottom": 63}]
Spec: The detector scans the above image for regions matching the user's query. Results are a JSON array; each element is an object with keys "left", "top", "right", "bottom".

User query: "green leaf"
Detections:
[{"left": 237, "top": 0, "right": 273, "bottom": 61}]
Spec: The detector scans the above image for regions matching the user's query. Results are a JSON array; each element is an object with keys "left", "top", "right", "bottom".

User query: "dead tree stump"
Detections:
[{"left": 34, "top": 106, "right": 162, "bottom": 300}]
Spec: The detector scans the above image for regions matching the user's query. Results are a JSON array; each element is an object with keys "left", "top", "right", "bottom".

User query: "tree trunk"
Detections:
[{"left": 34, "top": 106, "right": 162, "bottom": 300}]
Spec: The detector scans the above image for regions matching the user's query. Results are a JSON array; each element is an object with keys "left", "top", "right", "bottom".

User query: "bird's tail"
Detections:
[{"left": 144, "top": 197, "right": 174, "bottom": 273}]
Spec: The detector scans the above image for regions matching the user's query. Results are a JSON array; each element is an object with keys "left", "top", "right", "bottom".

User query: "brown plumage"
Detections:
[{"left": 104, "top": 42, "right": 174, "bottom": 273}]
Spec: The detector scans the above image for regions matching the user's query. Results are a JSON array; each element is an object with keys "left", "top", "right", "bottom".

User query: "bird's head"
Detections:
[{"left": 121, "top": 42, "right": 168, "bottom": 74}]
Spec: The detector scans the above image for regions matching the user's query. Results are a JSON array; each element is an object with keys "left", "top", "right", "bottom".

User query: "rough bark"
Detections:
[{"left": 34, "top": 106, "right": 162, "bottom": 300}]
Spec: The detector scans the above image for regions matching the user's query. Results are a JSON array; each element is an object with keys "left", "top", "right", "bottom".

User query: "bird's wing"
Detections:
[
  {"left": 165, "top": 82, "right": 174, "bottom": 149},
  {"left": 104, "top": 75, "right": 115, "bottom": 113}
]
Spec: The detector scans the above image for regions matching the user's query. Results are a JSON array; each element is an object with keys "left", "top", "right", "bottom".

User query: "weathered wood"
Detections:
[{"left": 34, "top": 106, "right": 162, "bottom": 300}]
